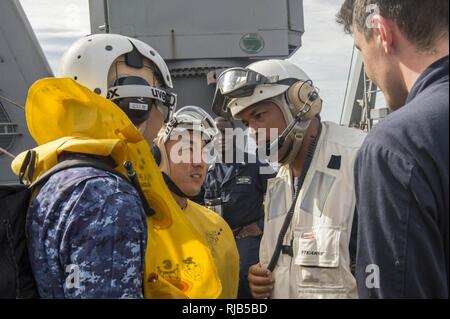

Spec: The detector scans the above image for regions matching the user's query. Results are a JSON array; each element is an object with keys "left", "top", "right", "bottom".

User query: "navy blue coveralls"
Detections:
[{"left": 355, "top": 56, "right": 449, "bottom": 298}]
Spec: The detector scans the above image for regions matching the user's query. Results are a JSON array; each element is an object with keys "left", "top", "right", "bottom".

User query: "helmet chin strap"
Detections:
[
  {"left": 279, "top": 124, "right": 306, "bottom": 165},
  {"left": 162, "top": 172, "right": 192, "bottom": 199}
]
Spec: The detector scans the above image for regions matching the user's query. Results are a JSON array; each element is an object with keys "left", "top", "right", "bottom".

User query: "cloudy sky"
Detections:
[{"left": 20, "top": 0, "right": 356, "bottom": 122}]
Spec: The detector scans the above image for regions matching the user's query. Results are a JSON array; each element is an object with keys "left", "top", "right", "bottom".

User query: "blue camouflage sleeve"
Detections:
[{"left": 59, "top": 178, "right": 147, "bottom": 299}]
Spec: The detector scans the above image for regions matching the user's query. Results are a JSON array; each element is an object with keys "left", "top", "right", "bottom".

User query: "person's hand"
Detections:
[
  {"left": 236, "top": 222, "right": 263, "bottom": 239},
  {"left": 248, "top": 263, "right": 275, "bottom": 299}
]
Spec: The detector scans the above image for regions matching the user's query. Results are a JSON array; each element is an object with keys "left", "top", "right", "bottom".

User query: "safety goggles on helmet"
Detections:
[
  {"left": 107, "top": 76, "right": 177, "bottom": 125},
  {"left": 217, "top": 68, "right": 273, "bottom": 98},
  {"left": 164, "top": 106, "right": 218, "bottom": 145},
  {"left": 212, "top": 67, "right": 297, "bottom": 118},
  {"left": 217, "top": 67, "right": 298, "bottom": 98},
  {"left": 164, "top": 106, "right": 219, "bottom": 164}
]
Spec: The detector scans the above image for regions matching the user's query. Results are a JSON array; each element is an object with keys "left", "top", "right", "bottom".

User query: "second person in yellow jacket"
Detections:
[{"left": 150, "top": 106, "right": 240, "bottom": 298}]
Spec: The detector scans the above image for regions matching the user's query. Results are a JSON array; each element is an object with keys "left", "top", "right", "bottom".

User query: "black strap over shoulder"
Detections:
[
  {"left": 19, "top": 150, "right": 37, "bottom": 185},
  {"left": 29, "top": 155, "right": 155, "bottom": 217},
  {"left": 30, "top": 157, "right": 126, "bottom": 189},
  {"left": 267, "top": 121, "right": 323, "bottom": 272}
]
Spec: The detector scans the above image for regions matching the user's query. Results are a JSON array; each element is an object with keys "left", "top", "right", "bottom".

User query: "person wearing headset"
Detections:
[
  {"left": 212, "top": 59, "right": 366, "bottom": 299},
  {"left": 152, "top": 106, "right": 240, "bottom": 299},
  {"left": 26, "top": 33, "right": 176, "bottom": 298}
]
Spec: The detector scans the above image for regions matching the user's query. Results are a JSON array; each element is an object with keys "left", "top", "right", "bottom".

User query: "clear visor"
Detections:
[
  {"left": 108, "top": 84, "right": 177, "bottom": 123},
  {"left": 155, "top": 100, "right": 176, "bottom": 123},
  {"left": 216, "top": 67, "right": 280, "bottom": 98},
  {"left": 211, "top": 87, "right": 232, "bottom": 118},
  {"left": 218, "top": 69, "right": 251, "bottom": 95}
]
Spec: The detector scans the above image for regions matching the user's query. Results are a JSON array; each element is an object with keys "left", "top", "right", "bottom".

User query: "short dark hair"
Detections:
[{"left": 337, "top": 0, "right": 449, "bottom": 51}]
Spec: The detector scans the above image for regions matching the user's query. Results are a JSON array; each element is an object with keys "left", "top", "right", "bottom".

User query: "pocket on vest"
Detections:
[{"left": 293, "top": 226, "right": 344, "bottom": 290}]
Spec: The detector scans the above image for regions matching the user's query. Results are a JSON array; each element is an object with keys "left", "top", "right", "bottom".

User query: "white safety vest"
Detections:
[{"left": 260, "top": 122, "right": 366, "bottom": 299}]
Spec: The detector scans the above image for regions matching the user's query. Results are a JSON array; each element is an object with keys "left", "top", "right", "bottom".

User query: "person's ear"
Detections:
[{"left": 372, "top": 15, "right": 394, "bottom": 54}]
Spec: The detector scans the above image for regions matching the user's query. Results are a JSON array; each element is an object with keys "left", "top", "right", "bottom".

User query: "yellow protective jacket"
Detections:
[
  {"left": 184, "top": 201, "right": 239, "bottom": 299},
  {"left": 11, "top": 78, "right": 235, "bottom": 299}
]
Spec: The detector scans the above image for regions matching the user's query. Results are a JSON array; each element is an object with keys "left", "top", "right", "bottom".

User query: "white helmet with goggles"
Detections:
[
  {"left": 57, "top": 33, "right": 177, "bottom": 125},
  {"left": 163, "top": 106, "right": 218, "bottom": 146},
  {"left": 152, "top": 106, "right": 219, "bottom": 198},
  {"left": 212, "top": 59, "right": 322, "bottom": 164}
]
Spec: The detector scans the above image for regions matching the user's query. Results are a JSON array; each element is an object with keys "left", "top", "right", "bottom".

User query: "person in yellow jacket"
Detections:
[
  {"left": 16, "top": 33, "right": 175, "bottom": 299},
  {"left": 150, "top": 106, "right": 240, "bottom": 299},
  {"left": 11, "top": 34, "right": 226, "bottom": 299}
]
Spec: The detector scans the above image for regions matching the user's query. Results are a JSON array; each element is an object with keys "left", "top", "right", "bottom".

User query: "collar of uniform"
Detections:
[
  {"left": 407, "top": 55, "right": 449, "bottom": 104},
  {"left": 220, "top": 163, "right": 239, "bottom": 187}
]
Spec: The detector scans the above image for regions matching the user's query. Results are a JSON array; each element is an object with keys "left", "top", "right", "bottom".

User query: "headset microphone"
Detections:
[{"left": 265, "top": 87, "right": 319, "bottom": 156}]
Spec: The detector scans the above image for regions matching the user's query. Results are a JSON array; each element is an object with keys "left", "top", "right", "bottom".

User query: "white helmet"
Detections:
[
  {"left": 212, "top": 59, "right": 322, "bottom": 164},
  {"left": 57, "top": 34, "right": 176, "bottom": 124},
  {"left": 57, "top": 33, "right": 173, "bottom": 94},
  {"left": 163, "top": 106, "right": 219, "bottom": 145},
  {"left": 230, "top": 60, "right": 310, "bottom": 118}
]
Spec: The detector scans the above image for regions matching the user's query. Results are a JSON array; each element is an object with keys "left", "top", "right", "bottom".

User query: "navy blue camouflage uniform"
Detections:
[{"left": 27, "top": 166, "right": 147, "bottom": 299}]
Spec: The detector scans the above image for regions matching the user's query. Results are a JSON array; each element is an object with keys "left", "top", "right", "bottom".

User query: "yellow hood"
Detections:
[{"left": 12, "top": 77, "right": 171, "bottom": 227}]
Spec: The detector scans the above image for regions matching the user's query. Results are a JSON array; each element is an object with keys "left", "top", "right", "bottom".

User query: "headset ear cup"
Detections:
[
  {"left": 151, "top": 143, "right": 162, "bottom": 166},
  {"left": 286, "top": 81, "right": 322, "bottom": 120}
]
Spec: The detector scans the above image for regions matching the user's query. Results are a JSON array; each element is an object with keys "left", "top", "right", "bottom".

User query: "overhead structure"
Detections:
[
  {"left": 89, "top": 0, "right": 305, "bottom": 113},
  {"left": 341, "top": 47, "right": 389, "bottom": 131},
  {"left": 0, "top": 0, "right": 53, "bottom": 184}
]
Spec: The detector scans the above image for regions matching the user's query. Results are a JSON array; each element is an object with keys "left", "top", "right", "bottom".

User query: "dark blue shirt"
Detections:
[
  {"left": 27, "top": 167, "right": 147, "bottom": 299},
  {"left": 355, "top": 56, "right": 449, "bottom": 298},
  {"left": 197, "top": 153, "right": 276, "bottom": 231}
]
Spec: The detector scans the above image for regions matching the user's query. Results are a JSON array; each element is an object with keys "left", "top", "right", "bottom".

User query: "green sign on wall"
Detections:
[{"left": 239, "top": 33, "right": 265, "bottom": 54}]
